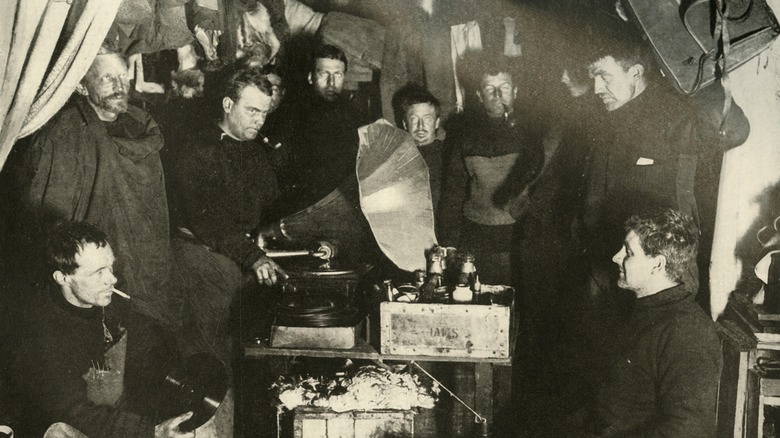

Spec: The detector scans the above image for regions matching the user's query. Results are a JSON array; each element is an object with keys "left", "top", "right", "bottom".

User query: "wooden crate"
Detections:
[
  {"left": 270, "top": 319, "right": 365, "bottom": 349},
  {"left": 380, "top": 290, "right": 515, "bottom": 359},
  {"left": 293, "top": 406, "right": 414, "bottom": 438}
]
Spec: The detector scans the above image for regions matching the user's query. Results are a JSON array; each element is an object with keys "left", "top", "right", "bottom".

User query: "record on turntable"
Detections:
[
  {"left": 157, "top": 353, "right": 229, "bottom": 432},
  {"left": 273, "top": 294, "right": 360, "bottom": 327}
]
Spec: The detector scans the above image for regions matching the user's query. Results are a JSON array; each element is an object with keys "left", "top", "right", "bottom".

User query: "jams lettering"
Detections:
[{"left": 430, "top": 326, "right": 459, "bottom": 340}]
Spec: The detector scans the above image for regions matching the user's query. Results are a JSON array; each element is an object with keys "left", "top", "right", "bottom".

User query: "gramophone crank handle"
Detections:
[{"left": 264, "top": 249, "right": 311, "bottom": 258}]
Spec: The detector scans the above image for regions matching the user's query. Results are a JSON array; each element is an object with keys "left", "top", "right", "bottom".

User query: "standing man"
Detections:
[
  {"left": 577, "top": 209, "right": 722, "bottom": 437},
  {"left": 438, "top": 51, "right": 543, "bottom": 286},
  {"left": 288, "top": 44, "right": 368, "bottom": 209},
  {"left": 174, "top": 67, "right": 285, "bottom": 362},
  {"left": 396, "top": 84, "right": 446, "bottom": 212},
  {"left": 7, "top": 221, "right": 191, "bottom": 438},
  {"left": 579, "top": 29, "right": 750, "bottom": 292},
  {"left": 18, "top": 44, "right": 173, "bottom": 327},
  {"left": 567, "top": 30, "right": 748, "bottom": 413}
]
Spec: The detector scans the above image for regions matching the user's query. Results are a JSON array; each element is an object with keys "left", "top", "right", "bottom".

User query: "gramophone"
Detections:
[{"left": 256, "top": 121, "right": 438, "bottom": 344}]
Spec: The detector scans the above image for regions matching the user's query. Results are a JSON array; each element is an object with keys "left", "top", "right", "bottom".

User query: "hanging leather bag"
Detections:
[{"left": 622, "top": 0, "right": 780, "bottom": 95}]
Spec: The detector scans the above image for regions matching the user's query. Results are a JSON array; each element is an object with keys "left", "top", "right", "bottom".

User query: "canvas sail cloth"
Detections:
[{"left": 357, "top": 121, "right": 438, "bottom": 272}]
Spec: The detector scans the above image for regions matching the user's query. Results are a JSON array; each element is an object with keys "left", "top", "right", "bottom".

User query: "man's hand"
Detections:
[
  {"left": 155, "top": 411, "right": 195, "bottom": 438},
  {"left": 252, "top": 255, "right": 288, "bottom": 286}
]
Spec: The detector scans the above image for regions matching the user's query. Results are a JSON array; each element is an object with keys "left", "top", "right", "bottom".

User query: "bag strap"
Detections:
[{"left": 715, "top": 0, "right": 733, "bottom": 135}]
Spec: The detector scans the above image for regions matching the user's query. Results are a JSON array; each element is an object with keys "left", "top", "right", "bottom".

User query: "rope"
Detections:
[{"left": 410, "top": 360, "right": 488, "bottom": 425}]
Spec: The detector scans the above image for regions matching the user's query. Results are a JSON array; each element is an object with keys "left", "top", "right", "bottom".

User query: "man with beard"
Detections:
[
  {"left": 396, "top": 85, "right": 446, "bottom": 212},
  {"left": 287, "top": 44, "right": 368, "bottom": 209},
  {"left": 17, "top": 45, "right": 173, "bottom": 328},
  {"left": 174, "top": 67, "right": 285, "bottom": 363}
]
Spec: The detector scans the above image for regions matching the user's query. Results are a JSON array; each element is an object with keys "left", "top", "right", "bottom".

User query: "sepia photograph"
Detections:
[{"left": 0, "top": 0, "right": 779, "bottom": 436}]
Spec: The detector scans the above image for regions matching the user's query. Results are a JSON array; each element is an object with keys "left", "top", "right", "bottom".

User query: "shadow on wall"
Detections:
[{"left": 733, "top": 179, "right": 780, "bottom": 299}]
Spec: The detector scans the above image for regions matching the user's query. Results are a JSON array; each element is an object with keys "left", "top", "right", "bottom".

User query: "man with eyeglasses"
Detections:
[
  {"left": 286, "top": 44, "right": 369, "bottom": 210},
  {"left": 439, "top": 51, "right": 543, "bottom": 287}
]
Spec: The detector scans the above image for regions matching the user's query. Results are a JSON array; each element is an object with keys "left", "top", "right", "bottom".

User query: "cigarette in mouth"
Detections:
[{"left": 112, "top": 288, "right": 131, "bottom": 299}]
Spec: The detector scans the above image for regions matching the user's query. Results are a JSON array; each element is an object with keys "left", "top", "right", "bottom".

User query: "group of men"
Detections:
[{"left": 0, "top": 11, "right": 750, "bottom": 438}]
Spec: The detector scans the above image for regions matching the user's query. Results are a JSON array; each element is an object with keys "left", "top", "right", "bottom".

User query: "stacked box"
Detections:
[
  {"left": 293, "top": 406, "right": 414, "bottom": 438},
  {"left": 379, "top": 290, "right": 515, "bottom": 359}
]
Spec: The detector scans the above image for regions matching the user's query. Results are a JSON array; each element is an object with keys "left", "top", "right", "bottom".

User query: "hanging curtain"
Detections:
[{"left": 0, "top": 0, "right": 122, "bottom": 172}]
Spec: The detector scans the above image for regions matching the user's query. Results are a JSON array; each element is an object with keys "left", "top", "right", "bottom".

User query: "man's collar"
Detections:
[
  {"left": 635, "top": 282, "right": 694, "bottom": 308},
  {"left": 48, "top": 282, "right": 100, "bottom": 320}
]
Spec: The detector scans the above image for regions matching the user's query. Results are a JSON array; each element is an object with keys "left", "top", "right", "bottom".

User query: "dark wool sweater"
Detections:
[
  {"left": 596, "top": 284, "right": 723, "bottom": 437},
  {"left": 175, "top": 124, "right": 281, "bottom": 270},
  {"left": 439, "top": 111, "right": 544, "bottom": 246},
  {"left": 287, "top": 93, "right": 366, "bottom": 209},
  {"left": 8, "top": 287, "right": 157, "bottom": 437},
  {"left": 580, "top": 83, "right": 749, "bottom": 262}
]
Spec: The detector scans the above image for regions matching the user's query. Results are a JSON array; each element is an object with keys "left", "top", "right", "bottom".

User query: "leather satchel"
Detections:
[{"left": 622, "top": 0, "right": 780, "bottom": 94}]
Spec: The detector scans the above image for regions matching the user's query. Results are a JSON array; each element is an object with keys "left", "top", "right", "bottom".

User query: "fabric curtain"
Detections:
[{"left": 0, "top": 0, "right": 122, "bottom": 172}]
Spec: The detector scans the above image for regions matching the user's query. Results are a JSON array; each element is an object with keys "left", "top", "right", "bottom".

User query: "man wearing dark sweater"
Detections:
[
  {"left": 7, "top": 222, "right": 191, "bottom": 438},
  {"left": 286, "top": 44, "right": 368, "bottom": 210},
  {"left": 174, "top": 67, "right": 285, "bottom": 362},
  {"left": 397, "top": 85, "right": 446, "bottom": 214},
  {"left": 578, "top": 209, "right": 722, "bottom": 437}
]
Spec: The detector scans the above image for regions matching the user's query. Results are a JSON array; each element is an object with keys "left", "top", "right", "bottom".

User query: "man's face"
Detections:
[
  {"left": 59, "top": 243, "right": 117, "bottom": 308},
  {"left": 588, "top": 56, "right": 640, "bottom": 111},
  {"left": 612, "top": 230, "right": 659, "bottom": 297},
  {"left": 266, "top": 73, "right": 285, "bottom": 112},
  {"left": 477, "top": 72, "right": 517, "bottom": 118},
  {"left": 222, "top": 85, "right": 272, "bottom": 141},
  {"left": 404, "top": 103, "right": 439, "bottom": 147},
  {"left": 310, "top": 58, "right": 345, "bottom": 102},
  {"left": 80, "top": 54, "right": 130, "bottom": 121},
  {"left": 561, "top": 69, "right": 590, "bottom": 98}
]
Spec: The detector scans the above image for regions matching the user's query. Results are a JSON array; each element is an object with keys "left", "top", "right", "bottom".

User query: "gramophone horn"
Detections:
[
  {"left": 257, "top": 121, "right": 437, "bottom": 271},
  {"left": 259, "top": 179, "right": 372, "bottom": 255}
]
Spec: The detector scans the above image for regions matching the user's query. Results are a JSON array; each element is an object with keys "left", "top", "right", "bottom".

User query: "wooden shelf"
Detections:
[{"left": 244, "top": 338, "right": 512, "bottom": 365}]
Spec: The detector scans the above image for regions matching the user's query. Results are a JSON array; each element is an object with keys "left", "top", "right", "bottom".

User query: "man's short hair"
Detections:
[
  {"left": 223, "top": 67, "right": 273, "bottom": 101},
  {"left": 82, "top": 43, "right": 127, "bottom": 85},
  {"left": 587, "top": 23, "right": 653, "bottom": 72},
  {"left": 47, "top": 222, "right": 110, "bottom": 275},
  {"left": 625, "top": 209, "right": 699, "bottom": 283},
  {"left": 309, "top": 44, "right": 348, "bottom": 75},
  {"left": 394, "top": 84, "right": 440, "bottom": 121},
  {"left": 458, "top": 51, "right": 519, "bottom": 94}
]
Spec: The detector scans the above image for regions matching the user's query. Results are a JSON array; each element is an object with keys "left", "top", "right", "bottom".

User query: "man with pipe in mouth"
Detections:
[
  {"left": 173, "top": 67, "right": 286, "bottom": 363},
  {"left": 438, "top": 50, "right": 543, "bottom": 287}
]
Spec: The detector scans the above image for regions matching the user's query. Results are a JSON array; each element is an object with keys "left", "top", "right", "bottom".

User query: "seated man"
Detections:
[
  {"left": 575, "top": 209, "right": 722, "bottom": 437},
  {"left": 174, "top": 67, "right": 286, "bottom": 362},
  {"left": 6, "top": 221, "right": 192, "bottom": 438}
]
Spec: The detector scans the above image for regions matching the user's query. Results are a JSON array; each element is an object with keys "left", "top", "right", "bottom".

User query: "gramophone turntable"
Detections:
[{"left": 256, "top": 121, "right": 438, "bottom": 349}]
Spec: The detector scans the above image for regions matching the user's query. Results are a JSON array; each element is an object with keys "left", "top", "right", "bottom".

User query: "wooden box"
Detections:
[
  {"left": 293, "top": 406, "right": 414, "bottom": 438},
  {"left": 379, "top": 289, "right": 515, "bottom": 359},
  {"left": 270, "top": 319, "right": 364, "bottom": 349}
]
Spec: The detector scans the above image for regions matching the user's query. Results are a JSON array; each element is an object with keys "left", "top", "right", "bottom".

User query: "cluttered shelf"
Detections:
[{"left": 244, "top": 337, "right": 513, "bottom": 365}]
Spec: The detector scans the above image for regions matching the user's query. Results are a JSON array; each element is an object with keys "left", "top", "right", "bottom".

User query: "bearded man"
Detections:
[{"left": 18, "top": 44, "right": 173, "bottom": 327}]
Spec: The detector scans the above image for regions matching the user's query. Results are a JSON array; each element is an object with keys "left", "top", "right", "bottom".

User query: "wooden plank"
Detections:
[
  {"left": 474, "top": 363, "right": 493, "bottom": 424},
  {"left": 269, "top": 320, "right": 363, "bottom": 349},
  {"left": 245, "top": 338, "right": 512, "bottom": 364},
  {"left": 747, "top": 370, "right": 761, "bottom": 438},
  {"left": 761, "top": 378, "right": 780, "bottom": 397},
  {"left": 380, "top": 301, "right": 512, "bottom": 359}
]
